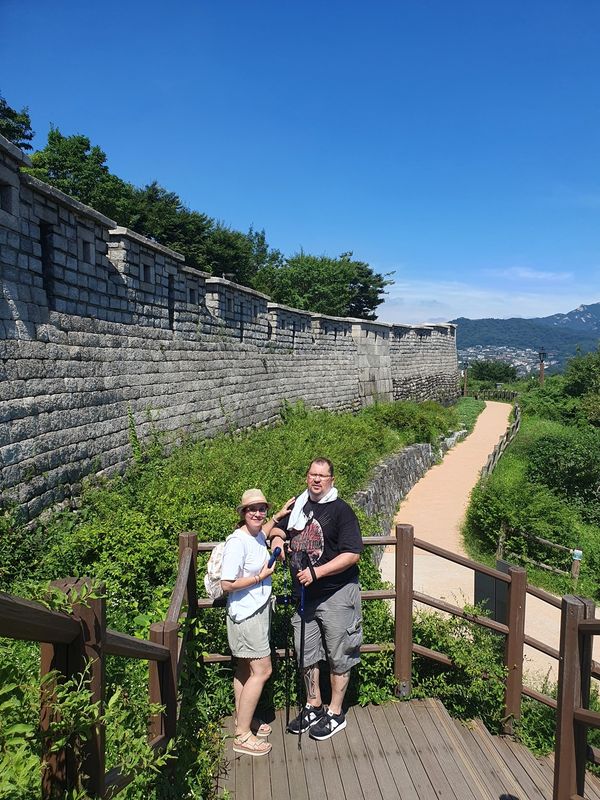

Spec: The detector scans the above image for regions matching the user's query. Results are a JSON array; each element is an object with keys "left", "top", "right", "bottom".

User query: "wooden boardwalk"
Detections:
[{"left": 218, "top": 698, "right": 600, "bottom": 800}]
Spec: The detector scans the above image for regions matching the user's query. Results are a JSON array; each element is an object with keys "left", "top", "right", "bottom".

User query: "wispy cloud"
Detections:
[
  {"left": 483, "top": 266, "right": 572, "bottom": 283},
  {"left": 377, "top": 276, "right": 600, "bottom": 325}
]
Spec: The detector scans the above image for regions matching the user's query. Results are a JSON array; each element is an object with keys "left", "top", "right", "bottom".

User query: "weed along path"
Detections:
[{"left": 378, "top": 400, "right": 600, "bottom": 683}]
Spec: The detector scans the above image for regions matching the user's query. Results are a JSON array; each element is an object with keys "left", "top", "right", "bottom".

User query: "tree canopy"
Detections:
[
  {"left": 0, "top": 92, "right": 34, "bottom": 150},
  {"left": 468, "top": 360, "right": 517, "bottom": 383},
  {"left": 252, "top": 251, "right": 389, "bottom": 319}
]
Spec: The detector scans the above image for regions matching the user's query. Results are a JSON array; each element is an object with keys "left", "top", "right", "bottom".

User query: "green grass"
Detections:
[{"left": 454, "top": 396, "right": 486, "bottom": 433}]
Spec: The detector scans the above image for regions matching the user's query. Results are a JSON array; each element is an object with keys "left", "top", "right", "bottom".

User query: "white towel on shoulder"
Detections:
[{"left": 287, "top": 486, "right": 338, "bottom": 530}]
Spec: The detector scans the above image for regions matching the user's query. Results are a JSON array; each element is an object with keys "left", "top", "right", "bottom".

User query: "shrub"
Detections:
[
  {"left": 410, "top": 607, "right": 506, "bottom": 731},
  {"left": 518, "top": 376, "right": 582, "bottom": 425},
  {"left": 563, "top": 348, "right": 600, "bottom": 397},
  {"left": 527, "top": 427, "right": 600, "bottom": 525},
  {"left": 363, "top": 400, "right": 457, "bottom": 444}
]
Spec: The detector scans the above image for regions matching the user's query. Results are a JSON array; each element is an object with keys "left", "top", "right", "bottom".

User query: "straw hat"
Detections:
[{"left": 236, "top": 488, "right": 270, "bottom": 513}]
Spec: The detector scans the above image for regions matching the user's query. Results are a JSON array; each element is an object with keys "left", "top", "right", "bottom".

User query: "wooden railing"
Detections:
[
  {"left": 0, "top": 531, "right": 198, "bottom": 799},
  {"left": 553, "top": 596, "right": 600, "bottom": 800},
  {"left": 470, "top": 389, "right": 519, "bottom": 402},
  {"left": 1, "top": 523, "right": 598, "bottom": 797},
  {"left": 481, "top": 403, "right": 521, "bottom": 477},
  {"left": 498, "top": 523, "right": 583, "bottom": 582}
]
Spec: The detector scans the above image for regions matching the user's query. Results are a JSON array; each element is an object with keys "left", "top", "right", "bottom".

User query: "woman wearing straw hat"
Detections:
[{"left": 220, "top": 488, "right": 280, "bottom": 756}]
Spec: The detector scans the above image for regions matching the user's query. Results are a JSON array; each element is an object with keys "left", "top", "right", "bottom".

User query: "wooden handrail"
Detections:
[
  {"left": 413, "top": 590, "right": 510, "bottom": 634},
  {"left": 524, "top": 633, "right": 560, "bottom": 660},
  {"left": 413, "top": 642, "right": 453, "bottom": 667},
  {"left": 527, "top": 583, "right": 562, "bottom": 609},
  {"left": 0, "top": 592, "right": 80, "bottom": 644},
  {"left": 105, "top": 630, "right": 170, "bottom": 661},
  {"left": 579, "top": 620, "right": 600, "bottom": 635},
  {"left": 553, "top": 596, "right": 598, "bottom": 800},
  {"left": 522, "top": 686, "right": 557, "bottom": 709},
  {"left": 166, "top": 546, "right": 193, "bottom": 623},
  {"left": 414, "top": 537, "right": 512, "bottom": 581},
  {"left": 573, "top": 706, "right": 600, "bottom": 727}
]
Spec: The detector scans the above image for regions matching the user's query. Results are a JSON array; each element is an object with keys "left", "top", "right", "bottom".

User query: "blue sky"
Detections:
[{"left": 2, "top": 0, "right": 599, "bottom": 323}]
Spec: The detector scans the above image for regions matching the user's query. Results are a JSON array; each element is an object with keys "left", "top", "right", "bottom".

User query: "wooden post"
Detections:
[
  {"left": 41, "top": 578, "right": 106, "bottom": 799},
  {"left": 503, "top": 565, "right": 526, "bottom": 734},
  {"left": 149, "top": 621, "right": 179, "bottom": 741},
  {"left": 394, "top": 524, "right": 414, "bottom": 697},
  {"left": 575, "top": 599, "right": 595, "bottom": 796},
  {"left": 149, "top": 623, "right": 164, "bottom": 741},
  {"left": 41, "top": 639, "right": 70, "bottom": 799},
  {"left": 553, "top": 595, "right": 585, "bottom": 800},
  {"left": 496, "top": 522, "right": 507, "bottom": 561},
  {"left": 179, "top": 532, "right": 198, "bottom": 617}
]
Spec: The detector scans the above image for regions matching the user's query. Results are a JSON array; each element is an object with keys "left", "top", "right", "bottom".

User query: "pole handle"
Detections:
[{"left": 268, "top": 546, "right": 282, "bottom": 568}]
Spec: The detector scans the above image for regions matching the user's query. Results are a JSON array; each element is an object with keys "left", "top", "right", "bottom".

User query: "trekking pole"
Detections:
[
  {"left": 283, "top": 543, "right": 291, "bottom": 728},
  {"left": 297, "top": 551, "right": 307, "bottom": 749},
  {"left": 268, "top": 546, "right": 281, "bottom": 569}
]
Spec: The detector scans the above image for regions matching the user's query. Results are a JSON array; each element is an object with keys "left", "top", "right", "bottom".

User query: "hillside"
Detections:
[{"left": 453, "top": 302, "right": 600, "bottom": 368}]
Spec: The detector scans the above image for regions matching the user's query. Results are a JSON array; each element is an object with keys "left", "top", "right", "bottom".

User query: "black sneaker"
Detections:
[
  {"left": 309, "top": 709, "right": 347, "bottom": 740},
  {"left": 286, "top": 704, "right": 325, "bottom": 735}
]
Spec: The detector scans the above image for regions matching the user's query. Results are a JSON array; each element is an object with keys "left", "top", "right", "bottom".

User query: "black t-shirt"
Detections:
[{"left": 278, "top": 497, "right": 363, "bottom": 601}]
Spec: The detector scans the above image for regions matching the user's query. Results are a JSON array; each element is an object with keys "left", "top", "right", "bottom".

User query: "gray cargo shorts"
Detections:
[{"left": 291, "top": 582, "right": 362, "bottom": 673}]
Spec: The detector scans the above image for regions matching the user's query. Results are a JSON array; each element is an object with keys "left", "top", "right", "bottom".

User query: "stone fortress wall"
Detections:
[{"left": 0, "top": 134, "right": 459, "bottom": 519}]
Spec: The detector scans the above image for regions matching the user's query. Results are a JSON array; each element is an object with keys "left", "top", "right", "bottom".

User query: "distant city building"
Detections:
[{"left": 458, "top": 346, "right": 558, "bottom": 376}]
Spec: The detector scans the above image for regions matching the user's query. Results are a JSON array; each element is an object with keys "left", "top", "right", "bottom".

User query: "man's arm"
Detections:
[
  {"left": 264, "top": 497, "right": 295, "bottom": 556},
  {"left": 296, "top": 552, "right": 360, "bottom": 586}
]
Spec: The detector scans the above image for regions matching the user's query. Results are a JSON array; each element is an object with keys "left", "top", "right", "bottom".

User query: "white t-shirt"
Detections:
[{"left": 221, "top": 528, "right": 272, "bottom": 622}]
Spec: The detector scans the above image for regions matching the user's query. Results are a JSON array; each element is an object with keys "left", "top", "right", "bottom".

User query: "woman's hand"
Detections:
[
  {"left": 273, "top": 497, "right": 295, "bottom": 523},
  {"left": 258, "top": 557, "right": 276, "bottom": 582},
  {"left": 269, "top": 535, "right": 286, "bottom": 560}
]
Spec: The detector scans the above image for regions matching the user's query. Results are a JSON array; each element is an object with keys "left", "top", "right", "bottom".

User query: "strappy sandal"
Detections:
[
  {"left": 232, "top": 731, "right": 272, "bottom": 757},
  {"left": 252, "top": 719, "right": 272, "bottom": 738},
  {"left": 234, "top": 717, "right": 272, "bottom": 738}
]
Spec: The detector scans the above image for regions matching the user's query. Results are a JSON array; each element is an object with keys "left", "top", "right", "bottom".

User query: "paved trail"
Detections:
[{"left": 379, "top": 400, "right": 599, "bottom": 683}]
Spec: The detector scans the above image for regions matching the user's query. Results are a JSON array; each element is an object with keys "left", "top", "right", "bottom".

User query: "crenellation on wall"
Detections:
[
  {"left": 266, "top": 303, "right": 313, "bottom": 350},
  {"left": 204, "top": 276, "right": 271, "bottom": 344},
  {"left": 0, "top": 133, "right": 460, "bottom": 518}
]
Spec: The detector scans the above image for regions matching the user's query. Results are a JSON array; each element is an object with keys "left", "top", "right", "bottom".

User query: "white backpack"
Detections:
[{"left": 203, "top": 534, "right": 237, "bottom": 600}]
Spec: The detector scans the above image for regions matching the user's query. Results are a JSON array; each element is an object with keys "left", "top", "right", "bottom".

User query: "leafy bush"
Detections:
[
  {"left": 410, "top": 607, "right": 506, "bottom": 731},
  {"left": 563, "top": 348, "right": 600, "bottom": 398},
  {"left": 464, "top": 457, "right": 583, "bottom": 557},
  {"left": 527, "top": 426, "right": 600, "bottom": 524},
  {"left": 517, "top": 375, "right": 582, "bottom": 425},
  {"left": 363, "top": 400, "right": 457, "bottom": 444}
]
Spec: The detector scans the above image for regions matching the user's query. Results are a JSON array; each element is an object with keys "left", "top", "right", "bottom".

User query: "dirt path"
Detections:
[{"left": 378, "top": 400, "right": 599, "bottom": 684}]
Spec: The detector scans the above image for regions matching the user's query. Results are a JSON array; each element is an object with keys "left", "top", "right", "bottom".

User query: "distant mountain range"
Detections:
[{"left": 452, "top": 302, "right": 600, "bottom": 367}]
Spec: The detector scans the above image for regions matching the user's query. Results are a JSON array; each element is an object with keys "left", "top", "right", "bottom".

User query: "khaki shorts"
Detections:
[
  {"left": 291, "top": 582, "right": 362, "bottom": 673},
  {"left": 227, "top": 600, "right": 271, "bottom": 659}
]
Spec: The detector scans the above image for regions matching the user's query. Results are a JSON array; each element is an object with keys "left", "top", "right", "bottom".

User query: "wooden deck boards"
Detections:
[{"left": 217, "top": 698, "right": 596, "bottom": 800}]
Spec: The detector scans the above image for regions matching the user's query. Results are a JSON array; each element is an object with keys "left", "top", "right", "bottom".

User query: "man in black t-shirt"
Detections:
[{"left": 268, "top": 457, "right": 363, "bottom": 741}]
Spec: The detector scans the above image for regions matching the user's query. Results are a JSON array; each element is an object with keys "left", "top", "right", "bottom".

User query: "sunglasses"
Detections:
[{"left": 245, "top": 505, "right": 268, "bottom": 514}]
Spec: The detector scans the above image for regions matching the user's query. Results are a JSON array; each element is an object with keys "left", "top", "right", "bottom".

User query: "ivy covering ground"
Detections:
[{"left": 1, "top": 397, "right": 501, "bottom": 799}]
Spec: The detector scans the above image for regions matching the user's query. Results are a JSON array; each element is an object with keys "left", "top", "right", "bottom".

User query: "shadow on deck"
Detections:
[{"left": 218, "top": 698, "right": 600, "bottom": 800}]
